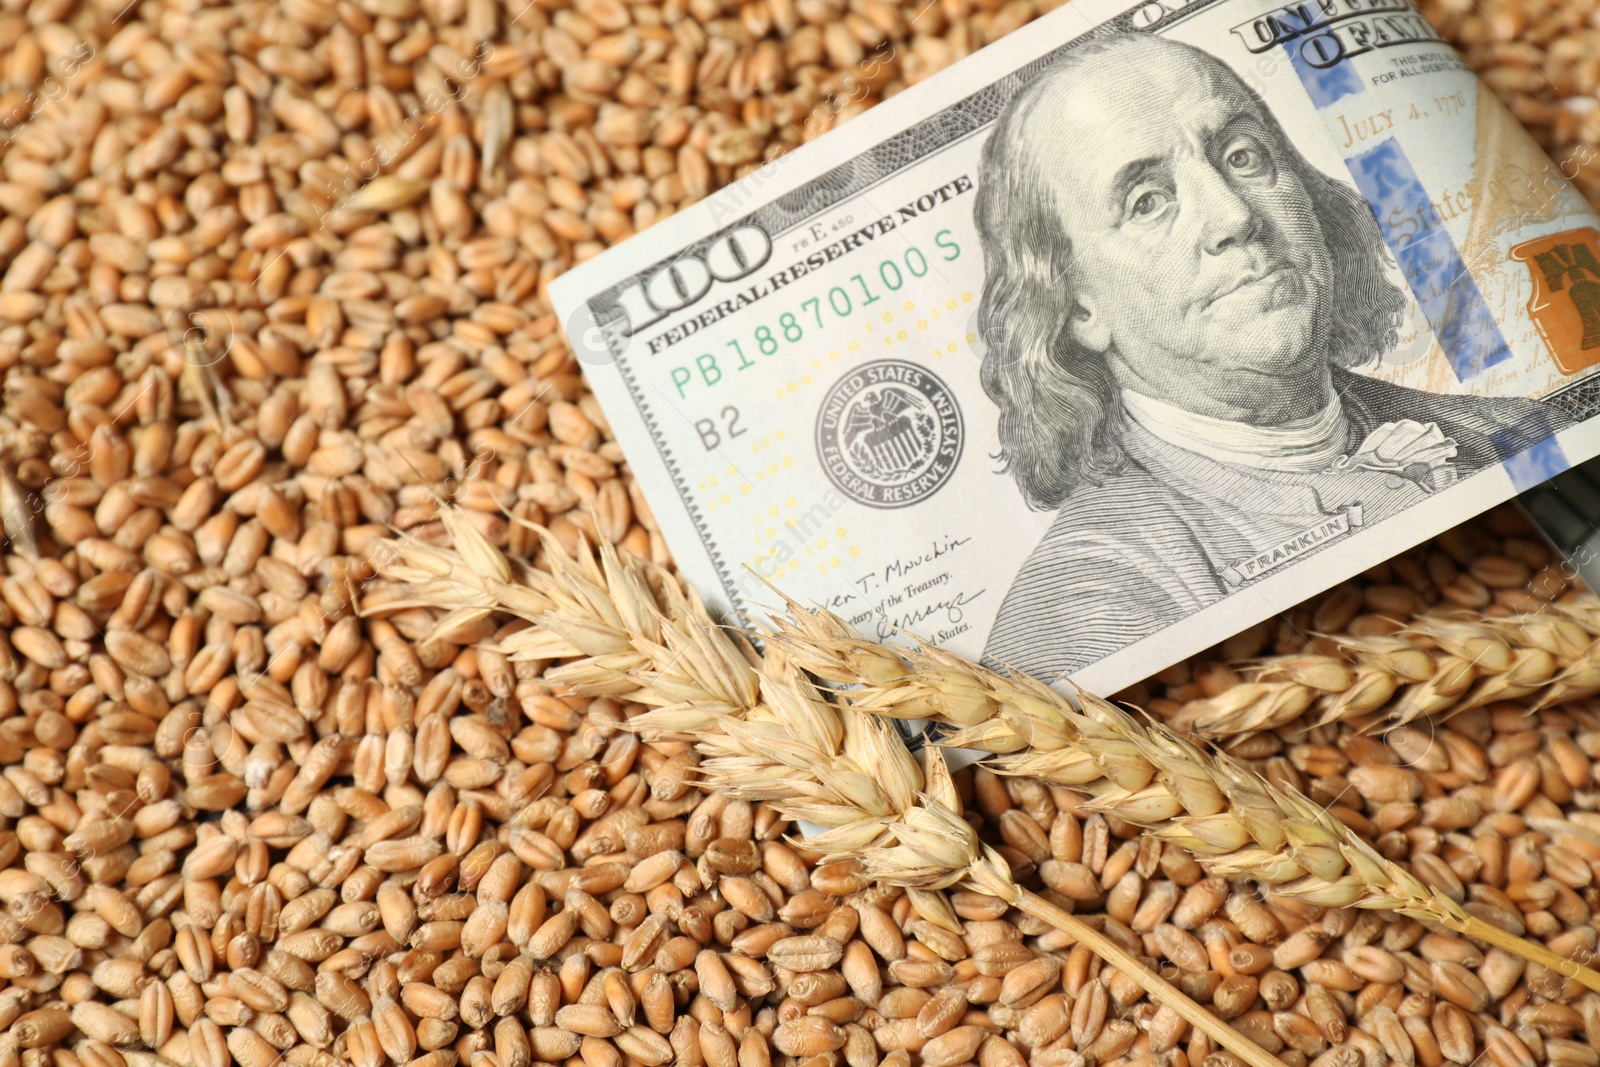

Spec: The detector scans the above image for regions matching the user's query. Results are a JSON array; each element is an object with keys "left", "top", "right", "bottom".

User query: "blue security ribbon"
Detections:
[
  {"left": 1284, "top": 38, "right": 1364, "bottom": 109},
  {"left": 1493, "top": 410, "right": 1571, "bottom": 491},
  {"left": 1345, "top": 137, "right": 1514, "bottom": 381}
]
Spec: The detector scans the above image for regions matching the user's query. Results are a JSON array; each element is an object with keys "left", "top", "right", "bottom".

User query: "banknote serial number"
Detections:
[{"left": 668, "top": 232, "right": 964, "bottom": 407}]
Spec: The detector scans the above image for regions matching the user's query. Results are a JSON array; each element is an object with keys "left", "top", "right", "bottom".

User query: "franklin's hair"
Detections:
[{"left": 975, "top": 34, "right": 1407, "bottom": 510}]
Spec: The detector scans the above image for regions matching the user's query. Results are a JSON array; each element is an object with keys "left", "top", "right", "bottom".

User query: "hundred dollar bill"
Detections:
[{"left": 550, "top": 0, "right": 1600, "bottom": 697}]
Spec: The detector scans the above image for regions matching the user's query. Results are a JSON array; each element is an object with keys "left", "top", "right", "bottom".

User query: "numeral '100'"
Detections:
[{"left": 609, "top": 226, "right": 773, "bottom": 336}]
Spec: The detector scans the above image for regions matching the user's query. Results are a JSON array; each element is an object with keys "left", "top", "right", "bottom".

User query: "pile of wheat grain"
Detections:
[{"left": 2, "top": 1, "right": 1600, "bottom": 1067}]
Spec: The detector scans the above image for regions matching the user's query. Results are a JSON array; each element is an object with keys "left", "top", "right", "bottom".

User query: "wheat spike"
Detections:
[
  {"left": 375, "top": 508, "right": 761, "bottom": 719},
  {"left": 373, "top": 514, "right": 1292, "bottom": 1067},
  {"left": 762, "top": 598, "right": 1600, "bottom": 995},
  {"left": 1180, "top": 604, "right": 1600, "bottom": 737}
]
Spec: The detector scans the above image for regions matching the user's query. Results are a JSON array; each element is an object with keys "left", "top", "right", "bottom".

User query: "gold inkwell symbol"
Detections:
[{"left": 1510, "top": 226, "right": 1600, "bottom": 374}]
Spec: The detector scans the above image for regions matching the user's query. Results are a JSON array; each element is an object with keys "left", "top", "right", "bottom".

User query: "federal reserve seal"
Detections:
[{"left": 814, "top": 359, "right": 963, "bottom": 508}]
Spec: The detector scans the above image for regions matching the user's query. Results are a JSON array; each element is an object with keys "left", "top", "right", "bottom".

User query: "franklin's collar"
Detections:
[{"left": 1119, "top": 387, "right": 1349, "bottom": 472}]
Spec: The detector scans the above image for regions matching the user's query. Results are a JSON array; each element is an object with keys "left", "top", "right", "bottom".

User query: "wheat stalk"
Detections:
[
  {"left": 1178, "top": 604, "right": 1600, "bottom": 738},
  {"left": 762, "top": 600, "right": 1600, "bottom": 995},
  {"left": 372, "top": 515, "right": 1287, "bottom": 1067}
]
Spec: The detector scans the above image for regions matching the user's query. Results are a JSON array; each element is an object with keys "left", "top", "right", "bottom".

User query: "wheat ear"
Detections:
[
  {"left": 373, "top": 514, "right": 1287, "bottom": 1067},
  {"left": 375, "top": 507, "right": 764, "bottom": 717},
  {"left": 763, "top": 601, "right": 1600, "bottom": 995},
  {"left": 1179, "top": 604, "right": 1600, "bottom": 738}
]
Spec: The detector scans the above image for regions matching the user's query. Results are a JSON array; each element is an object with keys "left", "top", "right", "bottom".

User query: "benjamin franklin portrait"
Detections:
[{"left": 978, "top": 33, "right": 1568, "bottom": 681}]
